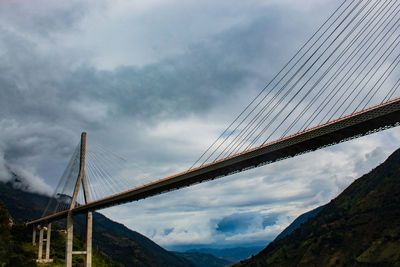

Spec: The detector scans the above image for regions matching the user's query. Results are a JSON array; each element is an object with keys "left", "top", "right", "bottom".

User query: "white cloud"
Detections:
[
  {"left": 8, "top": 165, "right": 53, "bottom": 196},
  {"left": 99, "top": 127, "right": 400, "bottom": 248}
]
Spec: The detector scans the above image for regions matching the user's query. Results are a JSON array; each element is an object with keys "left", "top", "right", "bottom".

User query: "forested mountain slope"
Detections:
[
  {"left": 236, "top": 148, "right": 400, "bottom": 266},
  {"left": 0, "top": 177, "right": 194, "bottom": 267}
]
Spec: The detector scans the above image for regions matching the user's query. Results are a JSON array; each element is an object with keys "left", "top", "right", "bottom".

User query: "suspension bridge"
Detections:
[{"left": 27, "top": 1, "right": 400, "bottom": 266}]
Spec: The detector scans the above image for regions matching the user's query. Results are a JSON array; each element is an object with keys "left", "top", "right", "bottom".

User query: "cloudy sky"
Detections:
[{"left": 1, "top": 0, "right": 400, "bottom": 250}]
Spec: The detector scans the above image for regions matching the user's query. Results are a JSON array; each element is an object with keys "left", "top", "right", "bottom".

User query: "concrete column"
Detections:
[
  {"left": 45, "top": 223, "right": 51, "bottom": 260},
  {"left": 32, "top": 226, "right": 36, "bottom": 246},
  {"left": 86, "top": 211, "right": 93, "bottom": 267},
  {"left": 66, "top": 133, "right": 86, "bottom": 267},
  {"left": 66, "top": 213, "right": 73, "bottom": 267},
  {"left": 38, "top": 227, "right": 44, "bottom": 260}
]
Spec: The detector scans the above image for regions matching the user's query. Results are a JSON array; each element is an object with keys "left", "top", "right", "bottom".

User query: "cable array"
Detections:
[
  {"left": 41, "top": 0, "right": 400, "bottom": 217},
  {"left": 42, "top": 144, "right": 80, "bottom": 217},
  {"left": 190, "top": 0, "right": 400, "bottom": 169},
  {"left": 42, "top": 139, "right": 137, "bottom": 216}
]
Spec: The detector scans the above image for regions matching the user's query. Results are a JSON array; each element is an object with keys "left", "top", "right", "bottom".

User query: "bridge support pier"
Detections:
[
  {"left": 38, "top": 227, "right": 43, "bottom": 261},
  {"left": 66, "top": 213, "right": 74, "bottom": 267},
  {"left": 45, "top": 223, "right": 52, "bottom": 262},
  {"left": 65, "top": 211, "right": 93, "bottom": 267},
  {"left": 36, "top": 224, "right": 53, "bottom": 264},
  {"left": 86, "top": 211, "right": 92, "bottom": 267},
  {"left": 32, "top": 226, "right": 36, "bottom": 246}
]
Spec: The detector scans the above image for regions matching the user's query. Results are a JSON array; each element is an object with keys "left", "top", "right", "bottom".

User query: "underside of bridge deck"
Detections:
[{"left": 28, "top": 98, "right": 400, "bottom": 226}]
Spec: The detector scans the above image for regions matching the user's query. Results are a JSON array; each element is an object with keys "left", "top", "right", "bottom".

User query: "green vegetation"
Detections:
[
  {"left": 34, "top": 224, "right": 120, "bottom": 267},
  {"left": 0, "top": 201, "right": 36, "bottom": 266},
  {"left": 235, "top": 148, "right": 400, "bottom": 266},
  {"left": 0, "top": 180, "right": 194, "bottom": 266},
  {"left": 0, "top": 201, "right": 119, "bottom": 267}
]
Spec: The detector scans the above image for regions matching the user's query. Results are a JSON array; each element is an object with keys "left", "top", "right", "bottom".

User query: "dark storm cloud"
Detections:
[
  {"left": 57, "top": 11, "right": 307, "bottom": 122},
  {"left": 0, "top": 27, "right": 69, "bottom": 123},
  {"left": 0, "top": 1, "right": 309, "bottom": 180},
  {"left": 0, "top": 6, "right": 298, "bottom": 127},
  {"left": 61, "top": 56, "right": 248, "bottom": 122}
]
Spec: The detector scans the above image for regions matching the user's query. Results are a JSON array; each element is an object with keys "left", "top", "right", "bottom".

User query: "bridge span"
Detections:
[{"left": 28, "top": 97, "right": 400, "bottom": 225}]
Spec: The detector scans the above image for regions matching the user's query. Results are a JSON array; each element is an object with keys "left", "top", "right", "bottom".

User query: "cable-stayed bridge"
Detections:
[{"left": 28, "top": 1, "right": 400, "bottom": 266}]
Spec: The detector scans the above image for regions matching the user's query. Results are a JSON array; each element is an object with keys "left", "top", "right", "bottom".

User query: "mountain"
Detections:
[
  {"left": 173, "top": 251, "right": 233, "bottom": 267},
  {"left": 235, "top": 147, "right": 400, "bottom": 266},
  {"left": 274, "top": 205, "right": 326, "bottom": 241},
  {"left": 186, "top": 247, "right": 264, "bottom": 263},
  {"left": 0, "top": 177, "right": 194, "bottom": 267},
  {"left": 0, "top": 200, "right": 121, "bottom": 267}
]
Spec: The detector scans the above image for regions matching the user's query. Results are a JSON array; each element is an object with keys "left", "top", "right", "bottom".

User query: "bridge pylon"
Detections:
[
  {"left": 33, "top": 132, "right": 92, "bottom": 266},
  {"left": 65, "top": 132, "right": 92, "bottom": 267}
]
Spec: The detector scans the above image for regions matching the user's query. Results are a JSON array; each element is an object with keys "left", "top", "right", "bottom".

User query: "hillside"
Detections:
[
  {"left": 185, "top": 247, "right": 264, "bottom": 263},
  {"left": 173, "top": 251, "right": 233, "bottom": 267},
  {"left": 0, "top": 200, "right": 119, "bottom": 266},
  {"left": 0, "top": 178, "right": 194, "bottom": 267},
  {"left": 0, "top": 200, "right": 36, "bottom": 266},
  {"left": 274, "top": 205, "right": 326, "bottom": 241},
  {"left": 235, "top": 147, "right": 400, "bottom": 266}
]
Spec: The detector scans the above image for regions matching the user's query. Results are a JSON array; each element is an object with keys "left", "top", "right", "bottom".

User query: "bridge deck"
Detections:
[{"left": 28, "top": 97, "right": 400, "bottom": 225}]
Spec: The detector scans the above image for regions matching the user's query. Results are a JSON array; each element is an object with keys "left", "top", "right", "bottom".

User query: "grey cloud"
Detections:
[
  {"left": 215, "top": 211, "right": 280, "bottom": 236},
  {"left": 0, "top": 4, "right": 309, "bottom": 189},
  {"left": 0, "top": 152, "right": 12, "bottom": 182},
  {"left": 0, "top": 1, "right": 92, "bottom": 38},
  {"left": 0, "top": 121, "right": 77, "bottom": 188},
  {"left": 0, "top": 28, "right": 72, "bottom": 125},
  {"left": 1, "top": 10, "right": 294, "bottom": 130},
  {"left": 262, "top": 213, "right": 279, "bottom": 228},
  {"left": 216, "top": 212, "right": 255, "bottom": 234},
  {"left": 354, "top": 146, "right": 385, "bottom": 175},
  {"left": 61, "top": 14, "right": 303, "bottom": 123},
  {"left": 62, "top": 62, "right": 246, "bottom": 122},
  {"left": 163, "top": 228, "right": 174, "bottom": 236},
  {"left": 1, "top": 0, "right": 399, "bottom": 249}
]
